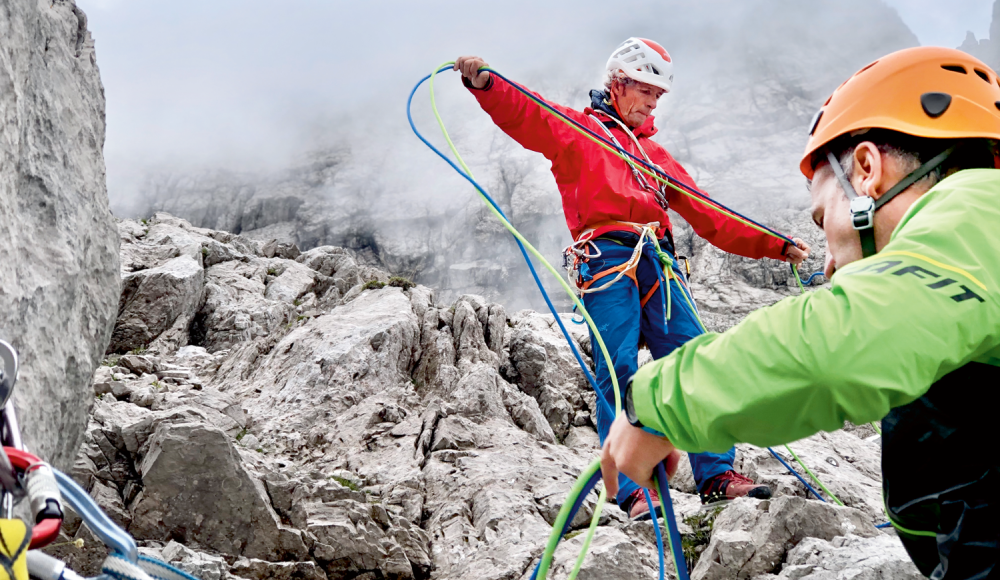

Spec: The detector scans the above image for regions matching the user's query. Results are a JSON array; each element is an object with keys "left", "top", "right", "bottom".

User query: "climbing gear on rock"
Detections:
[
  {"left": 802, "top": 47, "right": 1000, "bottom": 258},
  {"left": 0, "top": 341, "right": 206, "bottom": 580},
  {"left": 698, "top": 470, "right": 772, "bottom": 505},
  {"left": 607, "top": 38, "right": 674, "bottom": 93}
]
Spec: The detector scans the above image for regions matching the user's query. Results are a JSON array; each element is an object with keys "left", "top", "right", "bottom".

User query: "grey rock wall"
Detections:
[
  {"left": 67, "top": 216, "right": 923, "bottom": 580},
  {"left": 0, "top": 0, "right": 119, "bottom": 468}
]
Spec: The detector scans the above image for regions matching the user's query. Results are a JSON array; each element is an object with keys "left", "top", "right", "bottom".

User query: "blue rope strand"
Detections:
[
  {"left": 411, "top": 68, "right": 681, "bottom": 580},
  {"left": 644, "top": 489, "right": 666, "bottom": 580},
  {"left": 790, "top": 264, "right": 825, "bottom": 285},
  {"left": 482, "top": 68, "right": 795, "bottom": 246},
  {"left": 768, "top": 447, "right": 827, "bottom": 502},
  {"left": 655, "top": 463, "right": 690, "bottom": 580},
  {"left": 407, "top": 69, "right": 615, "bottom": 420}
]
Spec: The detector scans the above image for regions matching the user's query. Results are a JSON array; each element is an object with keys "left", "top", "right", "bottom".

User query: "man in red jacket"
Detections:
[{"left": 456, "top": 38, "right": 809, "bottom": 519}]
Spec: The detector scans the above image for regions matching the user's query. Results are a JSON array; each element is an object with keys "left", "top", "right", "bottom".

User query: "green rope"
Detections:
[
  {"left": 478, "top": 67, "right": 787, "bottom": 244},
  {"left": 430, "top": 62, "right": 622, "bottom": 417},
  {"left": 870, "top": 421, "right": 882, "bottom": 435},
  {"left": 883, "top": 498, "right": 936, "bottom": 537},
  {"left": 534, "top": 460, "right": 603, "bottom": 580},
  {"left": 430, "top": 63, "right": 619, "bottom": 580},
  {"left": 566, "top": 487, "right": 606, "bottom": 580},
  {"left": 783, "top": 444, "right": 844, "bottom": 506},
  {"left": 792, "top": 264, "right": 806, "bottom": 293}
]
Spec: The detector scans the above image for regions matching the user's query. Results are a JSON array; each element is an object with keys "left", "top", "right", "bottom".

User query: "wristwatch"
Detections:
[{"left": 624, "top": 378, "right": 643, "bottom": 428}]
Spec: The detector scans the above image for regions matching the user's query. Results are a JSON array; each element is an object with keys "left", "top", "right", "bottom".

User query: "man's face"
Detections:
[
  {"left": 809, "top": 161, "right": 864, "bottom": 278},
  {"left": 612, "top": 81, "right": 665, "bottom": 127}
]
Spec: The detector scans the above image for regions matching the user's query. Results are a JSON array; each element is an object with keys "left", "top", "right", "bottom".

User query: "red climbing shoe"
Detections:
[
  {"left": 625, "top": 488, "right": 662, "bottom": 521},
  {"left": 699, "top": 470, "right": 772, "bottom": 505}
]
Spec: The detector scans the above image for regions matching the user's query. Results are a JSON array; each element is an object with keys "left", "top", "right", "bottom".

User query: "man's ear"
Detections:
[{"left": 851, "top": 141, "right": 884, "bottom": 199}]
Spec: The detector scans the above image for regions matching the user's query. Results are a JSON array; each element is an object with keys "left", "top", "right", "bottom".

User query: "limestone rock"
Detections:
[
  {"left": 130, "top": 421, "right": 295, "bottom": 560},
  {"left": 505, "top": 311, "right": 593, "bottom": 439},
  {"left": 111, "top": 254, "right": 204, "bottom": 353},
  {"left": 691, "top": 496, "right": 878, "bottom": 580},
  {"left": 231, "top": 558, "right": 327, "bottom": 580},
  {"left": 540, "top": 527, "right": 658, "bottom": 580},
  {"left": 118, "top": 354, "right": 160, "bottom": 376},
  {"left": 769, "top": 534, "right": 923, "bottom": 580},
  {"left": 0, "top": 0, "right": 119, "bottom": 469}
]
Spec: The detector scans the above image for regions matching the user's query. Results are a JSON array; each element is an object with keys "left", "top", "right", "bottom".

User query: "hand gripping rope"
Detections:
[{"left": 408, "top": 63, "right": 860, "bottom": 579}]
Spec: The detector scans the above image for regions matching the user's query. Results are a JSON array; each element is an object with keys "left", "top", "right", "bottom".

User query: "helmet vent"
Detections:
[
  {"left": 995, "top": 101, "right": 1000, "bottom": 111},
  {"left": 941, "top": 64, "right": 967, "bottom": 74},
  {"left": 855, "top": 61, "right": 878, "bottom": 77},
  {"left": 808, "top": 110, "right": 824, "bottom": 136},
  {"left": 921, "top": 92, "right": 952, "bottom": 118},
  {"left": 975, "top": 68, "right": 991, "bottom": 83}
]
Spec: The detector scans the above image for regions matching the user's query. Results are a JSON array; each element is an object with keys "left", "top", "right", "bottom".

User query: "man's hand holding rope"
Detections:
[
  {"left": 786, "top": 237, "right": 810, "bottom": 266},
  {"left": 601, "top": 415, "right": 682, "bottom": 499}
]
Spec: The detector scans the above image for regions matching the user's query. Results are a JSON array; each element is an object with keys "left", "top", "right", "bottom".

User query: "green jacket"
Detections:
[{"left": 631, "top": 168, "right": 1000, "bottom": 453}]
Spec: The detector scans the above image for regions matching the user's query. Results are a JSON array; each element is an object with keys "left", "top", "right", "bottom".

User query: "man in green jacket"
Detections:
[{"left": 600, "top": 46, "right": 1000, "bottom": 577}]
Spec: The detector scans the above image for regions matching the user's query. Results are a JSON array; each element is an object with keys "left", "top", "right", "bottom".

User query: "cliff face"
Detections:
[
  {"left": 959, "top": 0, "right": 1000, "bottom": 70},
  {"left": 60, "top": 214, "right": 922, "bottom": 580},
  {"left": 0, "top": 1, "right": 119, "bottom": 468}
]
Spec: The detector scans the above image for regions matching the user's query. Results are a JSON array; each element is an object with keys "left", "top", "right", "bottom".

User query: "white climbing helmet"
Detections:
[{"left": 606, "top": 37, "right": 674, "bottom": 92}]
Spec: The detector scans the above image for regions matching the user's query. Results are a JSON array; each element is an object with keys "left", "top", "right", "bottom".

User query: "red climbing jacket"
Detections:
[{"left": 466, "top": 75, "right": 789, "bottom": 260}]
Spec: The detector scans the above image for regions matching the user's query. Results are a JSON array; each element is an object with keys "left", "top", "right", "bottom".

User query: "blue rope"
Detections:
[
  {"left": 407, "top": 68, "right": 615, "bottom": 420},
  {"left": 655, "top": 463, "right": 690, "bottom": 580},
  {"left": 482, "top": 68, "right": 795, "bottom": 247},
  {"left": 876, "top": 522, "right": 893, "bottom": 529},
  {"left": 55, "top": 467, "right": 137, "bottom": 559},
  {"left": 790, "top": 264, "right": 825, "bottom": 285},
  {"left": 643, "top": 489, "right": 666, "bottom": 580},
  {"left": 768, "top": 447, "right": 827, "bottom": 502}
]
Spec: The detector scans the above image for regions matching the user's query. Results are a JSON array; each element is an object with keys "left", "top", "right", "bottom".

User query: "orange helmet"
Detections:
[{"left": 800, "top": 46, "right": 1000, "bottom": 178}]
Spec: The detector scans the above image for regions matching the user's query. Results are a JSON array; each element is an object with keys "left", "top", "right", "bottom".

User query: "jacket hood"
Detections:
[{"left": 588, "top": 89, "right": 658, "bottom": 138}]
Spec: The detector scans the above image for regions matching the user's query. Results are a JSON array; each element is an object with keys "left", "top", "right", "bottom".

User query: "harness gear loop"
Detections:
[{"left": 564, "top": 222, "right": 664, "bottom": 295}]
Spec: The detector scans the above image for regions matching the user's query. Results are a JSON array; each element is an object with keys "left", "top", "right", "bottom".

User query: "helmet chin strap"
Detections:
[{"left": 825, "top": 145, "right": 957, "bottom": 258}]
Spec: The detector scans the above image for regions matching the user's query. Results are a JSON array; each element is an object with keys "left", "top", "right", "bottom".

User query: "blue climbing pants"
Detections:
[{"left": 582, "top": 236, "right": 736, "bottom": 508}]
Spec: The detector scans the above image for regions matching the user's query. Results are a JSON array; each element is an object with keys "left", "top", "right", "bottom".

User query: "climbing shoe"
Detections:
[
  {"left": 699, "top": 470, "right": 772, "bottom": 505},
  {"left": 624, "top": 488, "right": 663, "bottom": 521}
]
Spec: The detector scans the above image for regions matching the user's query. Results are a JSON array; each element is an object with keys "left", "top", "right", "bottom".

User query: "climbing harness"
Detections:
[
  {"left": 589, "top": 111, "right": 671, "bottom": 211},
  {"left": 0, "top": 341, "right": 205, "bottom": 580},
  {"left": 409, "top": 63, "right": 867, "bottom": 579}
]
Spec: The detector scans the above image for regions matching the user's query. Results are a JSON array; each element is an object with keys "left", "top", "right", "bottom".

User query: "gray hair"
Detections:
[
  {"left": 603, "top": 69, "right": 639, "bottom": 91},
  {"left": 831, "top": 130, "right": 997, "bottom": 193}
]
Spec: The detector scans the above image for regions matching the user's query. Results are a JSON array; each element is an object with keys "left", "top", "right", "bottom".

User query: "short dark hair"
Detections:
[{"left": 825, "top": 129, "right": 997, "bottom": 188}]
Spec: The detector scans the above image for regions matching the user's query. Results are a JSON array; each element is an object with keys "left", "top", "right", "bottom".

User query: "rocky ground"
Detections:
[{"left": 43, "top": 213, "right": 924, "bottom": 580}]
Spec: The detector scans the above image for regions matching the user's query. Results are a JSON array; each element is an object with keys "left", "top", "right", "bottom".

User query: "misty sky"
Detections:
[{"left": 75, "top": 0, "right": 994, "bottom": 209}]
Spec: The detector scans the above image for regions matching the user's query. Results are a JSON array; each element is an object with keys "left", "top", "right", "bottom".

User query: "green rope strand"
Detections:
[
  {"left": 783, "top": 444, "right": 844, "bottom": 506},
  {"left": 565, "top": 487, "right": 606, "bottom": 580}
]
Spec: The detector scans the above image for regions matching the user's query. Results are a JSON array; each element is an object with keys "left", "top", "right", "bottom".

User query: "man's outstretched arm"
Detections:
[{"left": 456, "top": 55, "right": 591, "bottom": 163}]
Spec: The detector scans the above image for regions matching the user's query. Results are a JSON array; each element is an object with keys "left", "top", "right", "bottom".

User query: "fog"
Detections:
[
  {"left": 77, "top": 0, "right": 989, "bottom": 211},
  {"left": 77, "top": 0, "right": 995, "bottom": 308}
]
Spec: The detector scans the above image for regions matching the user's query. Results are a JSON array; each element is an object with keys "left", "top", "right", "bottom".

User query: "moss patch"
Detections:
[{"left": 682, "top": 506, "right": 724, "bottom": 567}]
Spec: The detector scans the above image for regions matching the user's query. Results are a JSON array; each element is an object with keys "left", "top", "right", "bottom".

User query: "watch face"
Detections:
[{"left": 625, "top": 384, "right": 639, "bottom": 424}]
